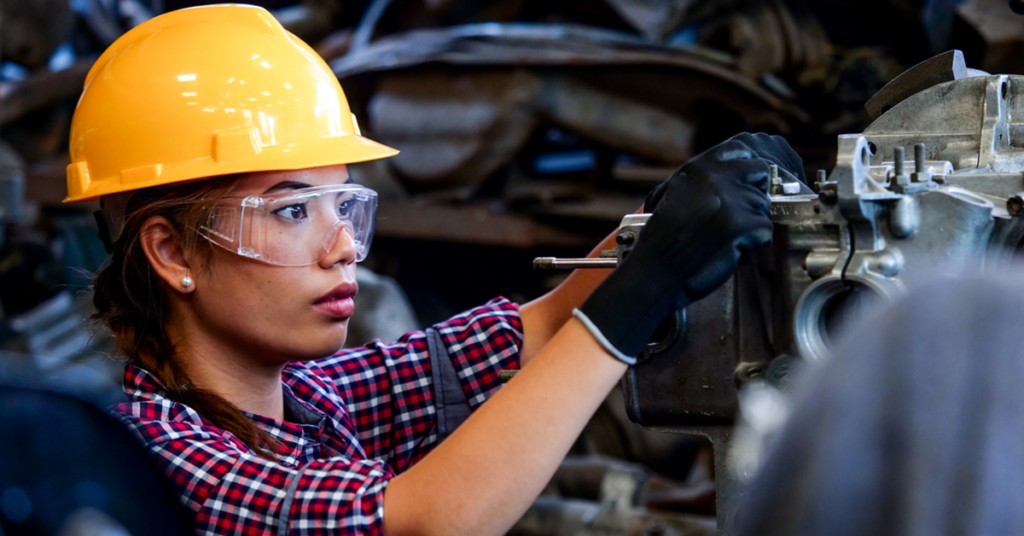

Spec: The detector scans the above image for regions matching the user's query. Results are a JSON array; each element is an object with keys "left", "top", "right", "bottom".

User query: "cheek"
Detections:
[{"left": 193, "top": 259, "right": 350, "bottom": 360}]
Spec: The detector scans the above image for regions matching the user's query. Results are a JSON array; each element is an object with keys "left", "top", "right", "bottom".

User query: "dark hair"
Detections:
[{"left": 92, "top": 177, "right": 280, "bottom": 459}]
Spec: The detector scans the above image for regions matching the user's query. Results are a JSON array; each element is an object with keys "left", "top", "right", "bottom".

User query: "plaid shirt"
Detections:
[{"left": 112, "top": 298, "right": 522, "bottom": 535}]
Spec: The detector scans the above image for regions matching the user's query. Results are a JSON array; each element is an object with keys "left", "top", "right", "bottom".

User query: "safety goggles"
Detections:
[{"left": 196, "top": 184, "right": 377, "bottom": 266}]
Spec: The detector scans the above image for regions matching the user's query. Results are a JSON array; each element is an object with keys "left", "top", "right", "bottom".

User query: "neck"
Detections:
[{"left": 167, "top": 316, "right": 287, "bottom": 421}]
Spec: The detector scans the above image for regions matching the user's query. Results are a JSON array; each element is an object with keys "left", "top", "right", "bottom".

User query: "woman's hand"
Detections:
[
  {"left": 521, "top": 133, "right": 800, "bottom": 364},
  {"left": 579, "top": 133, "right": 788, "bottom": 360},
  {"left": 645, "top": 132, "right": 805, "bottom": 212}
]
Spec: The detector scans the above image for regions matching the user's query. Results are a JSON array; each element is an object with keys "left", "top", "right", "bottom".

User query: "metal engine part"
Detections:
[
  {"left": 622, "top": 52, "right": 1024, "bottom": 431},
  {"left": 536, "top": 50, "right": 1024, "bottom": 534}
]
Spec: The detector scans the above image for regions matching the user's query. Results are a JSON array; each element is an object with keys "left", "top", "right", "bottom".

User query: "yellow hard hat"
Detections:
[{"left": 64, "top": 4, "right": 397, "bottom": 202}]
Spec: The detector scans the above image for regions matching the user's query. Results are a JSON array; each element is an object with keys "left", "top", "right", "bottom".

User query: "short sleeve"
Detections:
[{"left": 315, "top": 298, "right": 523, "bottom": 471}]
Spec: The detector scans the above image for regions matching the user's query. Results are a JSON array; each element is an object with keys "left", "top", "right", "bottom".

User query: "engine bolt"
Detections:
[
  {"left": 769, "top": 164, "right": 781, "bottom": 194},
  {"left": 1008, "top": 194, "right": 1024, "bottom": 217},
  {"left": 912, "top": 143, "right": 928, "bottom": 182},
  {"left": 815, "top": 169, "right": 827, "bottom": 192},
  {"left": 819, "top": 189, "right": 838, "bottom": 205}
]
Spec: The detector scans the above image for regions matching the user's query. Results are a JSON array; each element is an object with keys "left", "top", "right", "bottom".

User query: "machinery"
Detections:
[{"left": 535, "top": 50, "right": 1024, "bottom": 534}]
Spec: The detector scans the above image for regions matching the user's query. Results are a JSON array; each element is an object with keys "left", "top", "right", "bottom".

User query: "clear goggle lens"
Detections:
[{"left": 198, "top": 185, "right": 377, "bottom": 266}]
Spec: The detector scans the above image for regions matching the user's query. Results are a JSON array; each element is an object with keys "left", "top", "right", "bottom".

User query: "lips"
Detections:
[{"left": 313, "top": 282, "right": 358, "bottom": 319}]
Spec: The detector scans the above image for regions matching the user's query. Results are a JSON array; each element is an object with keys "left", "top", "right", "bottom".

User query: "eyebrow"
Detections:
[{"left": 263, "top": 180, "right": 311, "bottom": 194}]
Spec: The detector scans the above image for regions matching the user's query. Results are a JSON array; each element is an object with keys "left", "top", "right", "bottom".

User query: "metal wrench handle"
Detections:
[{"left": 532, "top": 257, "right": 618, "bottom": 270}]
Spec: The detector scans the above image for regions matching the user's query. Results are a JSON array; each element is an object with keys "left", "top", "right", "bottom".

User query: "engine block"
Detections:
[{"left": 623, "top": 58, "right": 1024, "bottom": 427}]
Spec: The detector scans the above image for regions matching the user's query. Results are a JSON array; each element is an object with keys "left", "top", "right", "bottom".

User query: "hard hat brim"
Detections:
[{"left": 64, "top": 134, "right": 398, "bottom": 203}]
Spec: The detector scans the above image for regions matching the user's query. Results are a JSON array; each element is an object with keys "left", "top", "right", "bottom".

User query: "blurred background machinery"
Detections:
[{"left": 4, "top": 0, "right": 1024, "bottom": 534}]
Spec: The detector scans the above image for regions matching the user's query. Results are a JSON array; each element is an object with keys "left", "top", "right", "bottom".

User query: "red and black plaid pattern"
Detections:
[{"left": 113, "top": 298, "right": 522, "bottom": 535}]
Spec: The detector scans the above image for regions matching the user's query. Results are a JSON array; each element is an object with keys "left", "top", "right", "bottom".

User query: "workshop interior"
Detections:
[{"left": 3, "top": 0, "right": 1024, "bottom": 534}]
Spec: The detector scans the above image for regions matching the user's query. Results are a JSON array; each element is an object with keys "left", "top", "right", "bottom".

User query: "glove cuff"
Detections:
[
  {"left": 572, "top": 309, "right": 637, "bottom": 365},
  {"left": 580, "top": 252, "right": 686, "bottom": 359}
]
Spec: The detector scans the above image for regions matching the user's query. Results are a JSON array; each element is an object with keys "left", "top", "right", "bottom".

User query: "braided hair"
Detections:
[{"left": 92, "top": 176, "right": 280, "bottom": 459}]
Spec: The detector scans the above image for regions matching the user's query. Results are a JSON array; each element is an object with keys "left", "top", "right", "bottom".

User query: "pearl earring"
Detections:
[{"left": 181, "top": 275, "right": 193, "bottom": 288}]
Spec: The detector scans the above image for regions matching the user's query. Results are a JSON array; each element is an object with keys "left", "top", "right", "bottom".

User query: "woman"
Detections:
[{"left": 68, "top": 5, "right": 796, "bottom": 535}]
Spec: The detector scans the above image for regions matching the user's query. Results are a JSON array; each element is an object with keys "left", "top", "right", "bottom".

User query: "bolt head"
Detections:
[
  {"left": 616, "top": 231, "right": 635, "bottom": 245},
  {"left": 1008, "top": 196, "right": 1024, "bottom": 217}
]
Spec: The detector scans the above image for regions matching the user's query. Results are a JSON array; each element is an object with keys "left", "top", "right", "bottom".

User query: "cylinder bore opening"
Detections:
[
  {"left": 818, "top": 282, "right": 881, "bottom": 349},
  {"left": 796, "top": 277, "right": 890, "bottom": 362}
]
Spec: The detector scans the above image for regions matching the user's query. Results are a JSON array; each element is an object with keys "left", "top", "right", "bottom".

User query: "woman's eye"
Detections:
[
  {"left": 273, "top": 203, "right": 308, "bottom": 221},
  {"left": 337, "top": 199, "right": 354, "bottom": 217}
]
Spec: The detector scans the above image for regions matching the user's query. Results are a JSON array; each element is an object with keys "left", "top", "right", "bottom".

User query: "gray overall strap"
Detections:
[
  {"left": 278, "top": 460, "right": 314, "bottom": 536},
  {"left": 426, "top": 327, "right": 472, "bottom": 440}
]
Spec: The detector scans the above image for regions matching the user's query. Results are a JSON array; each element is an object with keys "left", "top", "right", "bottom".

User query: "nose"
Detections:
[{"left": 318, "top": 221, "right": 357, "bottom": 268}]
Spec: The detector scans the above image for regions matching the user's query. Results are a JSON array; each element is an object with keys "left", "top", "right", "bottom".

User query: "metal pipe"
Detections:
[{"left": 533, "top": 257, "right": 618, "bottom": 270}]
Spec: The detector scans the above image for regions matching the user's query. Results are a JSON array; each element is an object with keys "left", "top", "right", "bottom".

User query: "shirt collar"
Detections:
[
  {"left": 123, "top": 363, "right": 171, "bottom": 401},
  {"left": 125, "top": 363, "right": 325, "bottom": 423},
  {"left": 123, "top": 362, "right": 329, "bottom": 464}
]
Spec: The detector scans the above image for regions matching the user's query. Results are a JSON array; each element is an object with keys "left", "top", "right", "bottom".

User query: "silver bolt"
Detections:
[
  {"left": 912, "top": 143, "right": 927, "bottom": 182},
  {"left": 769, "top": 164, "right": 781, "bottom": 194},
  {"left": 815, "top": 169, "right": 827, "bottom": 193},
  {"left": 894, "top": 146, "right": 904, "bottom": 176}
]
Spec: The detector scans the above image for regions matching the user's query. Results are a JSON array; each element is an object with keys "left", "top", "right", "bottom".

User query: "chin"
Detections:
[
  {"left": 250, "top": 313, "right": 350, "bottom": 362},
  {"left": 291, "top": 327, "right": 349, "bottom": 361}
]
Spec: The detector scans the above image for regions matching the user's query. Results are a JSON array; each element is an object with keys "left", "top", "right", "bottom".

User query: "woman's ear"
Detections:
[{"left": 139, "top": 216, "right": 196, "bottom": 293}]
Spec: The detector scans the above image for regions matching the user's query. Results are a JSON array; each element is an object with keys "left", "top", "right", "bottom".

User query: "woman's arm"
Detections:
[
  {"left": 382, "top": 317, "right": 625, "bottom": 536},
  {"left": 517, "top": 228, "right": 619, "bottom": 365},
  {"left": 383, "top": 133, "right": 792, "bottom": 536}
]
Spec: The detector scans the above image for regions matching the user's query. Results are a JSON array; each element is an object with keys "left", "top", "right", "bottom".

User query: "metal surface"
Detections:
[
  {"left": 864, "top": 50, "right": 979, "bottom": 120},
  {"left": 956, "top": 0, "right": 1024, "bottom": 76},
  {"left": 331, "top": 22, "right": 807, "bottom": 129},
  {"left": 510, "top": 496, "right": 715, "bottom": 536},
  {"left": 0, "top": 59, "right": 95, "bottom": 125},
  {"left": 511, "top": 455, "right": 716, "bottom": 536},
  {"left": 534, "top": 258, "right": 619, "bottom": 270},
  {"left": 647, "top": 427, "right": 735, "bottom": 535},
  {"left": 360, "top": 61, "right": 775, "bottom": 188},
  {"left": 367, "top": 70, "right": 541, "bottom": 186},
  {"left": 684, "top": 0, "right": 830, "bottom": 83},
  {"left": 603, "top": 0, "right": 695, "bottom": 42}
]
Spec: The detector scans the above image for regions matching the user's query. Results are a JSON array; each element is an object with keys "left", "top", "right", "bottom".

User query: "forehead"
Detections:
[{"left": 230, "top": 164, "right": 350, "bottom": 195}]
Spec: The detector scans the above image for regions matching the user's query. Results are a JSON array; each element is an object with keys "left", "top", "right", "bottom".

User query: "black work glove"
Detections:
[
  {"left": 646, "top": 132, "right": 806, "bottom": 211},
  {"left": 577, "top": 134, "right": 783, "bottom": 362}
]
